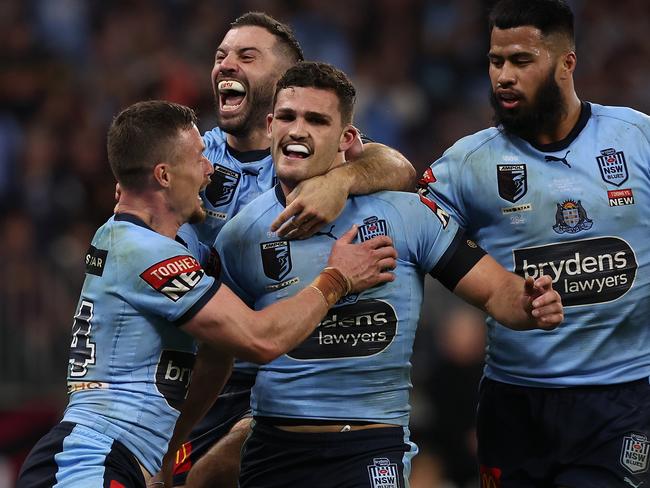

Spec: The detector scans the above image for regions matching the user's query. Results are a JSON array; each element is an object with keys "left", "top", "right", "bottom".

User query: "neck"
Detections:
[
  {"left": 115, "top": 191, "right": 180, "bottom": 239},
  {"left": 226, "top": 126, "right": 271, "bottom": 153},
  {"left": 535, "top": 91, "right": 582, "bottom": 146}
]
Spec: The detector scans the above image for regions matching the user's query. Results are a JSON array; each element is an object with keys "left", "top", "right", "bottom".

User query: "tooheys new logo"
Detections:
[
  {"left": 513, "top": 237, "right": 637, "bottom": 306},
  {"left": 286, "top": 299, "right": 397, "bottom": 360}
]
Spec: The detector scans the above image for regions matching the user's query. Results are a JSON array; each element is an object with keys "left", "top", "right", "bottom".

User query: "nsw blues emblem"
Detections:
[
  {"left": 597, "top": 148, "right": 628, "bottom": 187},
  {"left": 620, "top": 433, "right": 649, "bottom": 474},
  {"left": 367, "top": 458, "right": 400, "bottom": 488},
  {"left": 204, "top": 164, "right": 241, "bottom": 206},
  {"left": 358, "top": 216, "right": 387, "bottom": 242},
  {"left": 261, "top": 240, "right": 292, "bottom": 281},
  {"left": 497, "top": 164, "right": 527, "bottom": 203},
  {"left": 552, "top": 200, "right": 593, "bottom": 234}
]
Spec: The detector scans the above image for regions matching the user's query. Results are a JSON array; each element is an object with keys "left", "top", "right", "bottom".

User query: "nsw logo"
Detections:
[
  {"left": 497, "top": 164, "right": 527, "bottom": 203},
  {"left": 367, "top": 458, "right": 400, "bottom": 488},
  {"left": 597, "top": 148, "right": 628, "bottom": 187},
  {"left": 621, "top": 433, "right": 650, "bottom": 475},
  {"left": 358, "top": 216, "right": 387, "bottom": 242},
  {"left": 553, "top": 200, "right": 593, "bottom": 234},
  {"left": 204, "top": 164, "right": 241, "bottom": 206},
  {"left": 261, "top": 240, "right": 292, "bottom": 281},
  {"left": 140, "top": 255, "right": 205, "bottom": 301}
]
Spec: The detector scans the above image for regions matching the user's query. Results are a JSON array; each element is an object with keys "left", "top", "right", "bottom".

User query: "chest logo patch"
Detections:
[
  {"left": 358, "top": 216, "right": 387, "bottom": 242},
  {"left": 553, "top": 200, "right": 593, "bottom": 234},
  {"left": 261, "top": 240, "right": 292, "bottom": 281},
  {"left": 597, "top": 147, "right": 628, "bottom": 187},
  {"left": 204, "top": 164, "right": 241, "bottom": 207},
  {"left": 497, "top": 164, "right": 527, "bottom": 203}
]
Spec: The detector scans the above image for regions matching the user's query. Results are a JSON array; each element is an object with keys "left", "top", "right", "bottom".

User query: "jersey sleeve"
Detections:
[{"left": 118, "top": 235, "right": 220, "bottom": 326}]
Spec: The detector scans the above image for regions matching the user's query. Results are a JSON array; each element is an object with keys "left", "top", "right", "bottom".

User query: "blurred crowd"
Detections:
[{"left": 1, "top": 0, "right": 648, "bottom": 486}]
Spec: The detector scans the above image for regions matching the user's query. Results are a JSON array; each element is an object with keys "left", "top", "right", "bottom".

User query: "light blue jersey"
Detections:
[
  {"left": 423, "top": 102, "right": 650, "bottom": 387},
  {"left": 216, "top": 186, "right": 467, "bottom": 426},
  {"left": 63, "top": 214, "right": 220, "bottom": 474}
]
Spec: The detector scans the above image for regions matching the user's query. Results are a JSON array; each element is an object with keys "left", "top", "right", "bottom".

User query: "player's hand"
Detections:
[
  {"left": 523, "top": 275, "right": 563, "bottom": 330},
  {"left": 327, "top": 225, "right": 397, "bottom": 292},
  {"left": 271, "top": 170, "right": 350, "bottom": 239}
]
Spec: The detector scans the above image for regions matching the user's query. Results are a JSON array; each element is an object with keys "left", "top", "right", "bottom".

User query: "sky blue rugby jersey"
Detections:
[
  {"left": 216, "top": 186, "right": 463, "bottom": 426},
  {"left": 63, "top": 214, "right": 220, "bottom": 475},
  {"left": 423, "top": 102, "right": 650, "bottom": 387}
]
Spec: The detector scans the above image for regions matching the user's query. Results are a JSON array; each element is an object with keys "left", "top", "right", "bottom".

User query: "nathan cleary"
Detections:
[{"left": 212, "top": 61, "right": 563, "bottom": 488}]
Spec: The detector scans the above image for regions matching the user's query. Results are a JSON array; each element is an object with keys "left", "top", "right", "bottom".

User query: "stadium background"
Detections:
[{"left": 0, "top": 0, "right": 647, "bottom": 486}]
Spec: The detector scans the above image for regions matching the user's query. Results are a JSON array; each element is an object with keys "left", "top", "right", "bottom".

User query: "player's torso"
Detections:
[
  {"left": 227, "top": 190, "right": 428, "bottom": 425},
  {"left": 453, "top": 104, "right": 650, "bottom": 385}
]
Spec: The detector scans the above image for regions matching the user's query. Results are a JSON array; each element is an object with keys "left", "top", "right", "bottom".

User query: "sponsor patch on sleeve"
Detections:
[
  {"left": 85, "top": 245, "right": 108, "bottom": 276},
  {"left": 418, "top": 193, "right": 450, "bottom": 228},
  {"left": 141, "top": 255, "right": 205, "bottom": 301}
]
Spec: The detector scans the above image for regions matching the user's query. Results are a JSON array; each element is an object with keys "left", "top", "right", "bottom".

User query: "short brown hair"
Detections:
[
  {"left": 231, "top": 12, "right": 304, "bottom": 64},
  {"left": 274, "top": 62, "right": 356, "bottom": 124},
  {"left": 107, "top": 100, "right": 197, "bottom": 190}
]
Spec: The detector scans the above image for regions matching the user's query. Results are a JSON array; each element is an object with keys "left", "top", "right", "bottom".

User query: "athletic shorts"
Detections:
[
  {"left": 17, "top": 421, "right": 145, "bottom": 488},
  {"left": 172, "top": 374, "right": 254, "bottom": 485},
  {"left": 477, "top": 377, "right": 650, "bottom": 488},
  {"left": 239, "top": 418, "right": 416, "bottom": 488}
]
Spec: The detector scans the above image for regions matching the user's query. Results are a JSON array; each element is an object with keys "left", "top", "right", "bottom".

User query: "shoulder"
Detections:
[
  {"left": 220, "top": 188, "right": 279, "bottom": 236},
  {"left": 590, "top": 103, "right": 650, "bottom": 136},
  {"left": 440, "top": 127, "right": 504, "bottom": 164},
  {"left": 202, "top": 126, "right": 227, "bottom": 147}
]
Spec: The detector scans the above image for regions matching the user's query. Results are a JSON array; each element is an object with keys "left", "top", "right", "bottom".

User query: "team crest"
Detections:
[
  {"left": 367, "top": 458, "right": 400, "bottom": 488},
  {"left": 620, "top": 433, "right": 649, "bottom": 474},
  {"left": 140, "top": 255, "right": 205, "bottom": 301},
  {"left": 597, "top": 148, "right": 628, "bottom": 187},
  {"left": 497, "top": 164, "right": 527, "bottom": 203},
  {"left": 552, "top": 199, "right": 593, "bottom": 234},
  {"left": 261, "top": 240, "right": 292, "bottom": 281},
  {"left": 358, "top": 216, "right": 387, "bottom": 242},
  {"left": 204, "top": 164, "right": 241, "bottom": 206}
]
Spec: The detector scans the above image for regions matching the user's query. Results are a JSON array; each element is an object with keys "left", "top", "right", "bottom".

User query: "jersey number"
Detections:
[{"left": 69, "top": 300, "right": 96, "bottom": 378}]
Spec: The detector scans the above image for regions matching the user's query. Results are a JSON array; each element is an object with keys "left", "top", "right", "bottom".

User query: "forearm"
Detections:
[
  {"left": 338, "top": 143, "right": 416, "bottom": 194},
  {"left": 483, "top": 274, "right": 536, "bottom": 330}
]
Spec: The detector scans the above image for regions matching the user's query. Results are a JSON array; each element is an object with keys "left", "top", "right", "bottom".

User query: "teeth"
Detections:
[
  {"left": 218, "top": 80, "right": 246, "bottom": 93},
  {"left": 285, "top": 144, "right": 310, "bottom": 155}
]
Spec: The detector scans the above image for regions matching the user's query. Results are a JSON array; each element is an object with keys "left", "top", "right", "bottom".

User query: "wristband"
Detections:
[{"left": 309, "top": 267, "right": 351, "bottom": 307}]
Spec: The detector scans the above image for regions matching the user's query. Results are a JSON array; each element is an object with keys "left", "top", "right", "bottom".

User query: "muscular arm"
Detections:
[
  {"left": 272, "top": 142, "right": 416, "bottom": 238},
  {"left": 453, "top": 255, "right": 563, "bottom": 331}
]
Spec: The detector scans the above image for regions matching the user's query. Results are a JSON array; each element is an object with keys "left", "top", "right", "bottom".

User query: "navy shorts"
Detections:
[
  {"left": 17, "top": 421, "right": 145, "bottom": 488},
  {"left": 477, "top": 377, "right": 650, "bottom": 487},
  {"left": 172, "top": 374, "right": 254, "bottom": 485},
  {"left": 239, "top": 419, "right": 416, "bottom": 488}
]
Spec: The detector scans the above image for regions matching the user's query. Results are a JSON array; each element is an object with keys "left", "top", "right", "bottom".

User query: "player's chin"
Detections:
[{"left": 188, "top": 206, "right": 207, "bottom": 225}]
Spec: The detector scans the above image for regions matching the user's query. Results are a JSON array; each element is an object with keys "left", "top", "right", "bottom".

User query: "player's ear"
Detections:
[
  {"left": 558, "top": 51, "right": 576, "bottom": 80},
  {"left": 266, "top": 113, "right": 274, "bottom": 137},
  {"left": 153, "top": 163, "right": 171, "bottom": 188},
  {"left": 339, "top": 124, "right": 358, "bottom": 153}
]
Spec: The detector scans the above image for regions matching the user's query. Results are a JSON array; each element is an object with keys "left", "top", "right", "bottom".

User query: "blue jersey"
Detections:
[
  {"left": 423, "top": 102, "right": 650, "bottom": 387},
  {"left": 63, "top": 214, "right": 220, "bottom": 475},
  {"left": 216, "top": 186, "right": 465, "bottom": 426}
]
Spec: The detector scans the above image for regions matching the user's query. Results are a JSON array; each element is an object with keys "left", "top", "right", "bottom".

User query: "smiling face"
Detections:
[
  {"left": 211, "top": 26, "right": 293, "bottom": 138},
  {"left": 488, "top": 26, "right": 568, "bottom": 139},
  {"left": 268, "top": 86, "right": 354, "bottom": 191},
  {"left": 166, "top": 124, "right": 213, "bottom": 224}
]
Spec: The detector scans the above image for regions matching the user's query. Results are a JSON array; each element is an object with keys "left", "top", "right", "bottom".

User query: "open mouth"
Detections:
[
  {"left": 281, "top": 143, "right": 311, "bottom": 159},
  {"left": 497, "top": 91, "right": 521, "bottom": 109},
  {"left": 218, "top": 80, "right": 246, "bottom": 112}
]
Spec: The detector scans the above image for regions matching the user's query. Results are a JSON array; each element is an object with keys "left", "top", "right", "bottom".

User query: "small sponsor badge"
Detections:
[
  {"left": 367, "top": 458, "right": 400, "bottom": 488},
  {"left": 140, "top": 255, "right": 205, "bottom": 301},
  {"left": 85, "top": 245, "right": 108, "bottom": 276},
  {"left": 621, "top": 433, "right": 650, "bottom": 474},
  {"left": 608, "top": 188, "right": 635, "bottom": 206}
]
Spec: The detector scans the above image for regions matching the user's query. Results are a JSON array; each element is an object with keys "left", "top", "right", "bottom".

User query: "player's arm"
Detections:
[
  {"left": 453, "top": 255, "right": 563, "bottom": 331},
  {"left": 182, "top": 226, "right": 397, "bottom": 363},
  {"left": 272, "top": 136, "right": 416, "bottom": 239},
  {"left": 155, "top": 344, "right": 232, "bottom": 487}
]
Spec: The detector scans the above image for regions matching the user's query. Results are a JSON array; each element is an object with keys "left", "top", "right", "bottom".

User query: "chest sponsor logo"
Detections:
[
  {"left": 544, "top": 150, "right": 572, "bottom": 168},
  {"left": 287, "top": 299, "right": 397, "bottom": 360},
  {"left": 497, "top": 164, "right": 527, "bottom": 203},
  {"left": 513, "top": 237, "right": 637, "bottom": 306},
  {"left": 85, "top": 245, "right": 108, "bottom": 276},
  {"left": 140, "top": 255, "right": 205, "bottom": 301},
  {"left": 597, "top": 148, "right": 628, "bottom": 187},
  {"left": 204, "top": 164, "right": 241, "bottom": 207},
  {"left": 261, "top": 240, "right": 292, "bottom": 282},
  {"left": 608, "top": 188, "right": 635, "bottom": 207},
  {"left": 358, "top": 216, "right": 387, "bottom": 241},
  {"left": 155, "top": 350, "right": 195, "bottom": 410},
  {"left": 367, "top": 458, "right": 400, "bottom": 488},
  {"left": 553, "top": 200, "right": 593, "bottom": 234},
  {"left": 620, "top": 433, "right": 649, "bottom": 475}
]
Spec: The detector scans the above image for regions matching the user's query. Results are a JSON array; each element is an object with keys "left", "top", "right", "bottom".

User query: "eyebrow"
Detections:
[{"left": 216, "top": 46, "right": 263, "bottom": 56}]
